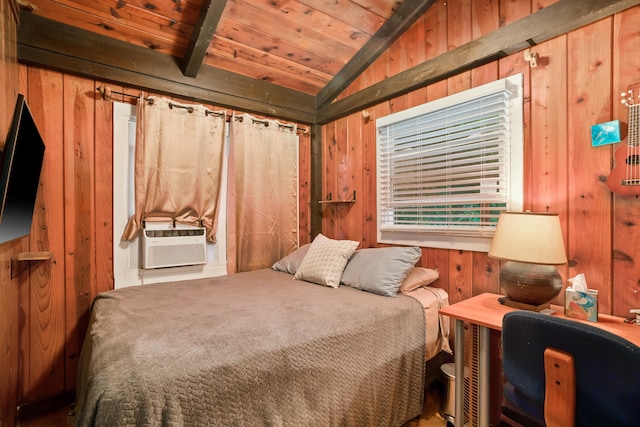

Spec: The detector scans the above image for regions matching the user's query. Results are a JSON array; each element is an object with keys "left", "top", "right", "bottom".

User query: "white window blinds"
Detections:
[{"left": 376, "top": 75, "right": 523, "bottom": 251}]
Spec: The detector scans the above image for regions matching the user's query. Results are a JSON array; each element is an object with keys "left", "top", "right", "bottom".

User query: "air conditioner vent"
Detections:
[{"left": 142, "top": 227, "right": 207, "bottom": 269}]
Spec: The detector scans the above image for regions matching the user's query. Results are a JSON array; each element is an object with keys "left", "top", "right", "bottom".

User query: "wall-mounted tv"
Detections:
[{"left": 0, "top": 94, "right": 46, "bottom": 244}]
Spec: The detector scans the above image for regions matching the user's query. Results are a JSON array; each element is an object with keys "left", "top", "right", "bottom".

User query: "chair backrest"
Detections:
[
  {"left": 543, "top": 347, "right": 575, "bottom": 427},
  {"left": 502, "top": 311, "right": 640, "bottom": 427}
]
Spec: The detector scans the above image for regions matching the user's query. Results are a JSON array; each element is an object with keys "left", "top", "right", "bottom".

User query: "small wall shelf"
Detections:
[
  {"left": 11, "top": 251, "right": 53, "bottom": 279},
  {"left": 319, "top": 191, "right": 356, "bottom": 204}
]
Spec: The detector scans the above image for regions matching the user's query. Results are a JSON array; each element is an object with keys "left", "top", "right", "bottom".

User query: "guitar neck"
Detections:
[
  {"left": 630, "top": 104, "right": 639, "bottom": 146},
  {"left": 607, "top": 89, "right": 640, "bottom": 195}
]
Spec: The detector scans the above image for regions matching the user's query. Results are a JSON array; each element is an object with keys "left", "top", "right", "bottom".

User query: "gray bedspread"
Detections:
[{"left": 75, "top": 269, "right": 426, "bottom": 426}]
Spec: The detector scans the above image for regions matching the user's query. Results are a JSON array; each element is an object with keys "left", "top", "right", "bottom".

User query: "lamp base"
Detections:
[
  {"left": 499, "top": 261, "right": 563, "bottom": 306},
  {"left": 498, "top": 296, "right": 550, "bottom": 312}
]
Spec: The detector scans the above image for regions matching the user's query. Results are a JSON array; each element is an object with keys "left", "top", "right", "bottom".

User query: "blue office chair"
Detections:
[{"left": 501, "top": 311, "right": 640, "bottom": 427}]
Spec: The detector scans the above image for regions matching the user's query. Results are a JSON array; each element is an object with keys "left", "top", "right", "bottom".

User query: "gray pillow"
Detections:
[
  {"left": 271, "top": 244, "right": 311, "bottom": 275},
  {"left": 341, "top": 246, "right": 422, "bottom": 297}
]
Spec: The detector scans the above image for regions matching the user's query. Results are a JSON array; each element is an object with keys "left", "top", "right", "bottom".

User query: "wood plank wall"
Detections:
[
  {"left": 3, "top": 0, "right": 640, "bottom": 416},
  {"left": 322, "top": 0, "right": 640, "bottom": 318},
  {"left": 6, "top": 70, "right": 311, "bottom": 407},
  {"left": 0, "top": 1, "right": 21, "bottom": 425}
]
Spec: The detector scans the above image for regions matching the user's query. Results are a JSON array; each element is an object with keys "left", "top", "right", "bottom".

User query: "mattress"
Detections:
[
  {"left": 75, "top": 268, "right": 430, "bottom": 426},
  {"left": 405, "top": 286, "right": 452, "bottom": 360}
]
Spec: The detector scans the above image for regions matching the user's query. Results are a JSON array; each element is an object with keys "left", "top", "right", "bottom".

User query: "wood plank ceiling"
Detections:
[
  {"left": 14, "top": 0, "right": 639, "bottom": 124},
  {"left": 15, "top": 0, "right": 432, "bottom": 115}
]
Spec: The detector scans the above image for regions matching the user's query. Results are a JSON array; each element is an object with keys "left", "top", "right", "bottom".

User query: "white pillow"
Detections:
[{"left": 294, "top": 233, "right": 359, "bottom": 288}]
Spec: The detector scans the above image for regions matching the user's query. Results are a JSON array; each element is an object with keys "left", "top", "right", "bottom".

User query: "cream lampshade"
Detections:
[{"left": 488, "top": 212, "right": 568, "bottom": 311}]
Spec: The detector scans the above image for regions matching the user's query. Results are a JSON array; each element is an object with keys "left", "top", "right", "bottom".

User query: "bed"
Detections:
[{"left": 75, "top": 238, "right": 450, "bottom": 427}]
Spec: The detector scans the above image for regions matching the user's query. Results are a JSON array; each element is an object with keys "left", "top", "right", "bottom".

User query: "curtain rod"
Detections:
[
  {"left": 232, "top": 115, "right": 297, "bottom": 131},
  {"left": 97, "top": 87, "right": 223, "bottom": 117},
  {"left": 145, "top": 97, "right": 224, "bottom": 117},
  {"left": 97, "top": 86, "right": 309, "bottom": 133}
]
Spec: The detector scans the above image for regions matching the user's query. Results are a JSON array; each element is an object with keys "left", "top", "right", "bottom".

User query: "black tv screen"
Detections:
[{"left": 0, "top": 94, "right": 46, "bottom": 244}]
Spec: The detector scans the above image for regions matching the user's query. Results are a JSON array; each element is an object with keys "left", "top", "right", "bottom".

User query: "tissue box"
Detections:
[{"left": 564, "top": 288, "right": 598, "bottom": 322}]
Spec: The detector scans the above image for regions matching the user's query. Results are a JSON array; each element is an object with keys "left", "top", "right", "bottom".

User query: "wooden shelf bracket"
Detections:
[
  {"left": 319, "top": 190, "right": 356, "bottom": 205},
  {"left": 11, "top": 251, "right": 53, "bottom": 279}
]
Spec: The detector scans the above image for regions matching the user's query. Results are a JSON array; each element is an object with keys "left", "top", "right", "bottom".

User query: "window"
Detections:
[
  {"left": 112, "top": 102, "right": 228, "bottom": 288},
  {"left": 376, "top": 74, "right": 523, "bottom": 252}
]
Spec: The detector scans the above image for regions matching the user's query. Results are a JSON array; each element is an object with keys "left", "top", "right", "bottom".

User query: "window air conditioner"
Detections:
[{"left": 142, "top": 226, "right": 207, "bottom": 269}]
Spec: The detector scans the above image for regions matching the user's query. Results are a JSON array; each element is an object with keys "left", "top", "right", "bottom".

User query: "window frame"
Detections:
[{"left": 375, "top": 74, "right": 524, "bottom": 252}]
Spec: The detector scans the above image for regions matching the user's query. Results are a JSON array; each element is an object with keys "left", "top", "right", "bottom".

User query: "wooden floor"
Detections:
[
  {"left": 16, "top": 407, "right": 73, "bottom": 427},
  {"left": 404, "top": 382, "right": 449, "bottom": 427},
  {"left": 18, "top": 383, "right": 448, "bottom": 427}
]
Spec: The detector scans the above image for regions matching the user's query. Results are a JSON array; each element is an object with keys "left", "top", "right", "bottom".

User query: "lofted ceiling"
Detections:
[
  {"left": 15, "top": 0, "right": 432, "bottom": 102},
  {"left": 13, "top": 0, "right": 639, "bottom": 124}
]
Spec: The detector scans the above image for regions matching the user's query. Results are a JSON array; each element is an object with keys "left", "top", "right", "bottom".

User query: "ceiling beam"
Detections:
[
  {"left": 317, "top": 0, "right": 640, "bottom": 124},
  {"left": 16, "top": 12, "right": 316, "bottom": 124},
  {"left": 182, "top": 0, "right": 227, "bottom": 78},
  {"left": 316, "top": 0, "right": 436, "bottom": 108}
]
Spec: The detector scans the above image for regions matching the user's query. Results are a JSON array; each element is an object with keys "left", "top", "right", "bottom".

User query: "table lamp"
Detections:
[{"left": 488, "top": 212, "right": 568, "bottom": 311}]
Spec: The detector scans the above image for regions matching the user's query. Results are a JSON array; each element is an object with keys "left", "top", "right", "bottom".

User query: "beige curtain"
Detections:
[
  {"left": 229, "top": 113, "right": 298, "bottom": 272},
  {"left": 122, "top": 97, "right": 226, "bottom": 242}
]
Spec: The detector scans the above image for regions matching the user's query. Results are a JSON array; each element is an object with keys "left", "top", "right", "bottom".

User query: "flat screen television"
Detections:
[{"left": 0, "top": 94, "right": 46, "bottom": 244}]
